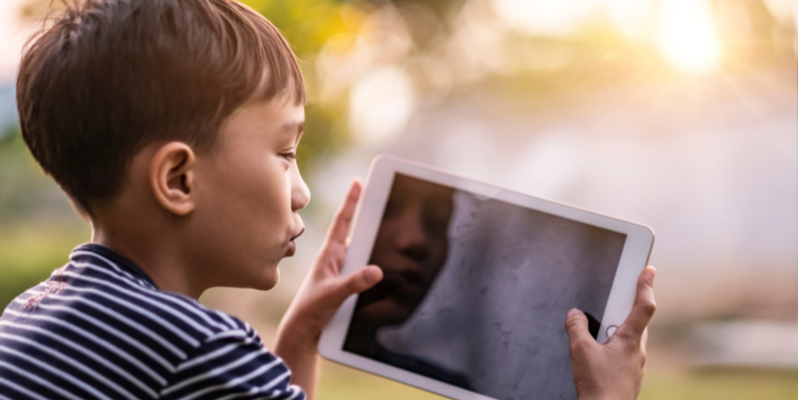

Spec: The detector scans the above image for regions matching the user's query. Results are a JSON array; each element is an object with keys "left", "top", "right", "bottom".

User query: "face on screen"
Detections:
[{"left": 354, "top": 175, "right": 455, "bottom": 326}]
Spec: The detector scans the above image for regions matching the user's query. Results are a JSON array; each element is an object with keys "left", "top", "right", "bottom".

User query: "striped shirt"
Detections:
[{"left": 0, "top": 243, "right": 306, "bottom": 400}]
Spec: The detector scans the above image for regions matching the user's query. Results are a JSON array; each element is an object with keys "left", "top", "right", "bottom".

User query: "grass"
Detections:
[
  {"left": 318, "top": 360, "right": 443, "bottom": 400},
  {"left": 639, "top": 369, "right": 798, "bottom": 400},
  {"left": 318, "top": 360, "right": 798, "bottom": 400}
]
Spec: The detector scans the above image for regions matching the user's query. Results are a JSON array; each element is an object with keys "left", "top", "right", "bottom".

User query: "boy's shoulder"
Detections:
[
  {"left": 0, "top": 244, "right": 303, "bottom": 400},
  {"left": 13, "top": 243, "right": 250, "bottom": 342}
]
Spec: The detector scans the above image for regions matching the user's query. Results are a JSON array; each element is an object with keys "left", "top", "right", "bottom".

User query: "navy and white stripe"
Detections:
[{"left": 0, "top": 243, "right": 305, "bottom": 400}]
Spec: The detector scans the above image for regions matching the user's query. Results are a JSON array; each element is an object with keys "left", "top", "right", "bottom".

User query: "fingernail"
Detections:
[
  {"left": 646, "top": 266, "right": 656, "bottom": 282},
  {"left": 365, "top": 266, "right": 382, "bottom": 283},
  {"left": 567, "top": 308, "right": 581, "bottom": 317}
]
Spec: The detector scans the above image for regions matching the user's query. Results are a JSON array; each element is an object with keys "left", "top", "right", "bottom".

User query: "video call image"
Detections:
[{"left": 343, "top": 174, "right": 627, "bottom": 400}]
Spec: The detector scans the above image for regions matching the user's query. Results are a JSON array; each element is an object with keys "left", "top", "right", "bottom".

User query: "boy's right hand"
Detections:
[
  {"left": 277, "top": 179, "right": 383, "bottom": 346},
  {"left": 565, "top": 266, "right": 656, "bottom": 400},
  {"left": 274, "top": 179, "right": 382, "bottom": 399}
]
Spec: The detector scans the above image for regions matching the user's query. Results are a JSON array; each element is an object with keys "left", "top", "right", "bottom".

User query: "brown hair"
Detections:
[{"left": 16, "top": 0, "right": 305, "bottom": 215}]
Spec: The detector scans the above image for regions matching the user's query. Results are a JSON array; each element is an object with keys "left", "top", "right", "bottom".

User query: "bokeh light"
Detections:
[
  {"left": 657, "top": 0, "right": 721, "bottom": 72},
  {"left": 349, "top": 66, "right": 415, "bottom": 146}
]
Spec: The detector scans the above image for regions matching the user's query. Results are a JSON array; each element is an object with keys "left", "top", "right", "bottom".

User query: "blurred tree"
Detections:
[
  {"left": 0, "top": 126, "right": 77, "bottom": 225},
  {"left": 240, "top": 0, "right": 369, "bottom": 175}
]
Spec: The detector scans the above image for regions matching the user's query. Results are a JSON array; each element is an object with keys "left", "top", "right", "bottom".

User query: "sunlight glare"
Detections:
[
  {"left": 601, "top": 0, "right": 651, "bottom": 39},
  {"left": 491, "top": 0, "right": 595, "bottom": 36},
  {"left": 657, "top": 0, "right": 721, "bottom": 73}
]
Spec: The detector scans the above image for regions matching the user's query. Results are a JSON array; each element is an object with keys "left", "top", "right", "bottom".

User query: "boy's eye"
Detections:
[{"left": 281, "top": 152, "right": 297, "bottom": 160}]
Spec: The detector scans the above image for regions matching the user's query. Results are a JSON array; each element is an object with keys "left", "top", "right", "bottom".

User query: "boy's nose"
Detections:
[
  {"left": 393, "top": 211, "right": 429, "bottom": 255},
  {"left": 291, "top": 167, "right": 310, "bottom": 211}
]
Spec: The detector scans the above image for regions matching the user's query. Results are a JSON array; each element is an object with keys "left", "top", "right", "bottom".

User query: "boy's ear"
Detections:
[{"left": 149, "top": 142, "right": 197, "bottom": 216}]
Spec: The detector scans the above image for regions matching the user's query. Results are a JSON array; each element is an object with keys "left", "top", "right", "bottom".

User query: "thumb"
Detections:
[
  {"left": 565, "top": 308, "right": 593, "bottom": 345},
  {"left": 337, "top": 265, "right": 383, "bottom": 299}
]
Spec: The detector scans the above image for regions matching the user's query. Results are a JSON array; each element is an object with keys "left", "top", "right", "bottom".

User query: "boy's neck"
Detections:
[{"left": 91, "top": 203, "right": 207, "bottom": 299}]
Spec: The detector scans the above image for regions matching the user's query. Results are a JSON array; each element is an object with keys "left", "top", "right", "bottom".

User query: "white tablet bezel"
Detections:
[{"left": 319, "top": 154, "right": 654, "bottom": 400}]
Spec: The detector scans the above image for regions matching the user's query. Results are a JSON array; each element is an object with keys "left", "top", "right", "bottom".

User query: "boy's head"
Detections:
[
  {"left": 17, "top": 0, "right": 311, "bottom": 294},
  {"left": 17, "top": 0, "right": 304, "bottom": 215}
]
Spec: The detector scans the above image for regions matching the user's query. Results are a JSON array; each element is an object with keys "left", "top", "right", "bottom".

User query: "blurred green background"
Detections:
[{"left": 0, "top": 0, "right": 796, "bottom": 398}]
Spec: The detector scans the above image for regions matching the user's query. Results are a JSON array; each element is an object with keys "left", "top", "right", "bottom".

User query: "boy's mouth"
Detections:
[{"left": 286, "top": 228, "right": 305, "bottom": 257}]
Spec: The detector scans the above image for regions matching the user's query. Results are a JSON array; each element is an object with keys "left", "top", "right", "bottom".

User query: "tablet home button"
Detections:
[{"left": 606, "top": 325, "right": 618, "bottom": 337}]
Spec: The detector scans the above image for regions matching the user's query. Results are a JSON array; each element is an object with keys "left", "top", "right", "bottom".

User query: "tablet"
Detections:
[{"left": 319, "top": 155, "right": 654, "bottom": 400}]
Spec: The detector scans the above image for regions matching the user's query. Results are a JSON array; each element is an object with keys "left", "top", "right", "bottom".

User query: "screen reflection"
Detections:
[{"left": 343, "top": 174, "right": 468, "bottom": 386}]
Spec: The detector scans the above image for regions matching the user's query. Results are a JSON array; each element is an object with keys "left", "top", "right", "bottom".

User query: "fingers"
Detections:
[
  {"left": 641, "top": 327, "right": 648, "bottom": 350},
  {"left": 565, "top": 308, "right": 594, "bottom": 347},
  {"left": 326, "top": 179, "right": 362, "bottom": 247},
  {"left": 336, "top": 265, "right": 383, "bottom": 301},
  {"left": 617, "top": 266, "right": 657, "bottom": 340}
]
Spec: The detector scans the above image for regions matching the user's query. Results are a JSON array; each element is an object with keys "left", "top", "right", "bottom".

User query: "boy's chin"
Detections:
[
  {"left": 249, "top": 270, "right": 280, "bottom": 291},
  {"left": 221, "top": 268, "right": 280, "bottom": 291}
]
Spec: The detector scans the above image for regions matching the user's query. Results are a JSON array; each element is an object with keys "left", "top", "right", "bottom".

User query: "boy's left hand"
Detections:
[{"left": 274, "top": 179, "right": 382, "bottom": 397}]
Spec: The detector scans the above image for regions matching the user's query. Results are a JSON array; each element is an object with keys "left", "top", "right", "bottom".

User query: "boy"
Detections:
[{"left": 1, "top": 0, "right": 656, "bottom": 399}]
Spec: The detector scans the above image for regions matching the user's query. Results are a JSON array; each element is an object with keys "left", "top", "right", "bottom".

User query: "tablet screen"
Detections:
[{"left": 343, "top": 173, "right": 626, "bottom": 399}]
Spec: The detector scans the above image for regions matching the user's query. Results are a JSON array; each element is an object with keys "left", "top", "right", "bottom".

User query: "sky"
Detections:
[{"left": 0, "top": 0, "right": 34, "bottom": 84}]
